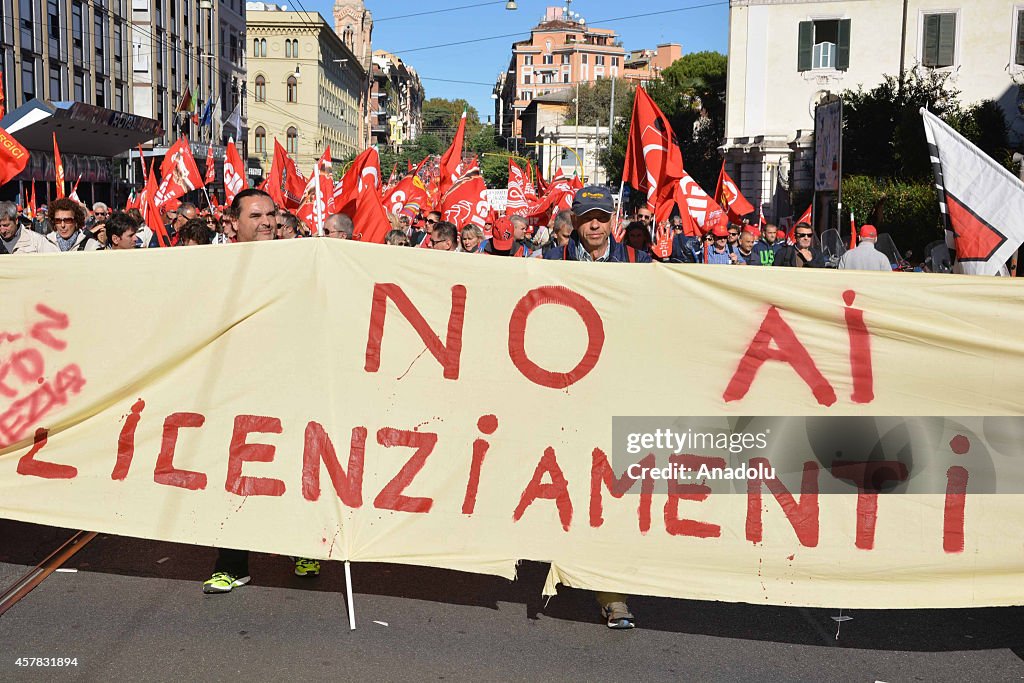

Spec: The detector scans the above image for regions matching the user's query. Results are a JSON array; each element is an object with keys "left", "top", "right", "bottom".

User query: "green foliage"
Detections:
[
  {"left": 842, "top": 175, "right": 940, "bottom": 255},
  {"left": 840, "top": 71, "right": 1012, "bottom": 180},
  {"left": 563, "top": 78, "right": 636, "bottom": 128},
  {"left": 479, "top": 153, "right": 509, "bottom": 188},
  {"left": 601, "top": 51, "right": 728, "bottom": 195},
  {"left": 422, "top": 98, "right": 482, "bottom": 146}
]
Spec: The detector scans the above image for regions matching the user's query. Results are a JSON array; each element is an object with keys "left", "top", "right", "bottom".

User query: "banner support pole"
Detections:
[{"left": 344, "top": 560, "right": 356, "bottom": 630}]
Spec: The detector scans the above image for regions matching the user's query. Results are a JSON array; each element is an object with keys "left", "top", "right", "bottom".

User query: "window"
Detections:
[
  {"left": 581, "top": 54, "right": 588, "bottom": 64},
  {"left": 561, "top": 54, "right": 569, "bottom": 64},
  {"left": 596, "top": 55, "right": 605, "bottom": 66},
  {"left": 563, "top": 73, "right": 569, "bottom": 83},
  {"left": 254, "top": 75, "right": 265, "bottom": 101},
  {"left": 1016, "top": 9, "right": 1024, "bottom": 66},
  {"left": 253, "top": 38, "right": 259, "bottom": 56},
  {"left": 254, "top": 126, "right": 266, "bottom": 154},
  {"left": 260, "top": 38, "right": 266, "bottom": 57},
  {"left": 612, "top": 57, "right": 619, "bottom": 67},
  {"left": 21, "top": 56, "right": 35, "bottom": 101},
  {"left": 797, "top": 19, "right": 850, "bottom": 72},
  {"left": 524, "top": 55, "right": 533, "bottom": 65},
  {"left": 285, "top": 40, "right": 291, "bottom": 58},
  {"left": 523, "top": 73, "right": 530, "bottom": 84},
  {"left": 543, "top": 54, "right": 553, "bottom": 65},
  {"left": 49, "top": 66, "right": 60, "bottom": 99},
  {"left": 286, "top": 75, "right": 297, "bottom": 102},
  {"left": 286, "top": 126, "right": 298, "bottom": 154},
  {"left": 922, "top": 13, "right": 956, "bottom": 69}
]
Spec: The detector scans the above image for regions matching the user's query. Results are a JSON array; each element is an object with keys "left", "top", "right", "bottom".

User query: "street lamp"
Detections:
[{"left": 505, "top": 1, "right": 518, "bottom": 9}]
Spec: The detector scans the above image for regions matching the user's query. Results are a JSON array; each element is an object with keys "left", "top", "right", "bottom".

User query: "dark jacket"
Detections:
[
  {"left": 750, "top": 239, "right": 785, "bottom": 266},
  {"left": 774, "top": 244, "right": 826, "bottom": 268},
  {"left": 657, "top": 234, "right": 701, "bottom": 264},
  {"left": 543, "top": 237, "right": 651, "bottom": 263}
]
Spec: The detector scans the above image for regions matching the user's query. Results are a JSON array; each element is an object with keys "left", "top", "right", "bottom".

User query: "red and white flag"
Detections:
[
  {"left": 296, "top": 148, "right": 334, "bottom": 236},
  {"left": 334, "top": 147, "right": 380, "bottom": 218},
  {"left": 673, "top": 170, "right": 726, "bottom": 236},
  {"left": 922, "top": 107, "right": 1024, "bottom": 275},
  {"left": 441, "top": 175, "right": 490, "bottom": 230},
  {"left": 715, "top": 161, "right": 754, "bottom": 222},
  {"left": 506, "top": 159, "right": 529, "bottom": 216},
  {"left": 0, "top": 126, "right": 29, "bottom": 187},
  {"left": 622, "top": 86, "right": 683, "bottom": 222},
  {"left": 223, "top": 139, "right": 248, "bottom": 206},
  {"left": 383, "top": 173, "right": 429, "bottom": 218},
  {"left": 154, "top": 137, "right": 204, "bottom": 206},
  {"left": 795, "top": 203, "right": 812, "bottom": 226}
]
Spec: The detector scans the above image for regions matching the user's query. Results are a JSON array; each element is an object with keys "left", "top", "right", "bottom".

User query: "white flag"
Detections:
[
  {"left": 225, "top": 103, "right": 242, "bottom": 134},
  {"left": 921, "top": 108, "right": 1024, "bottom": 276}
]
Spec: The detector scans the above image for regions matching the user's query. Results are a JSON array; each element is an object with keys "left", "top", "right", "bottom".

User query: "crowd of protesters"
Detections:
[{"left": 0, "top": 186, "right": 898, "bottom": 273}]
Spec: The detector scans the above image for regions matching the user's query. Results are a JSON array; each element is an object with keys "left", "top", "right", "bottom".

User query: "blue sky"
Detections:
[{"left": 300, "top": 0, "right": 730, "bottom": 121}]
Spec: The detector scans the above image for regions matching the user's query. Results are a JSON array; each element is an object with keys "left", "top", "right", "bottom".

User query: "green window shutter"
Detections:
[
  {"left": 923, "top": 14, "right": 939, "bottom": 67},
  {"left": 798, "top": 21, "right": 813, "bottom": 72},
  {"left": 937, "top": 13, "right": 956, "bottom": 67},
  {"left": 836, "top": 19, "right": 851, "bottom": 70}
]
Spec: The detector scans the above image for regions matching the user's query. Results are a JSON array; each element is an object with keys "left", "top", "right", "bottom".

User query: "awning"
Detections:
[{"left": 1, "top": 99, "right": 163, "bottom": 157}]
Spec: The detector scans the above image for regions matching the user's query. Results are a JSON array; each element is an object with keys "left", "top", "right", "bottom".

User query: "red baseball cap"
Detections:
[
  {"left": 859, "top": 224, "right": 878, "bottom": 239},
  {"left": 491, "top": 217, "right": 515, "bottom": 251},
  {"left": 711, "top": 223, "right": 729, "bottom": 237}
]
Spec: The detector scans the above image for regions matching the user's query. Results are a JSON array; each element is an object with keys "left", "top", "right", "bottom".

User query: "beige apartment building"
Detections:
[
  {"left": 725, "top": 0, "right": 1024, "bottom": 221},
  {"left": 245, "top": 4, "right": 366, "bottom": 173}
]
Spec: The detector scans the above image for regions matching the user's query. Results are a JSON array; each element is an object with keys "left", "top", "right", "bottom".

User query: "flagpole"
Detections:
[{"left": 201, "top": 187, "right": 216, "bottom": 214}]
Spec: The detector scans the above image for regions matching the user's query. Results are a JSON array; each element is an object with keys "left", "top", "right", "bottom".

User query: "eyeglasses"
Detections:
[
  {"left": 52, "top": 218, "right": 77, "bottom": 225},
  {"left": 728, "top": 231, "right": 739, "bottom": 237}
]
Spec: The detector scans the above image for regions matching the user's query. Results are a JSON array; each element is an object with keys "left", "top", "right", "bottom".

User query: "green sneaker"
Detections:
[
  {"left": 202, "top": 571, "right": 250, "bottom": 594},
  {"left": 294, "top": 558, "right": 320, "bottom": 577}
]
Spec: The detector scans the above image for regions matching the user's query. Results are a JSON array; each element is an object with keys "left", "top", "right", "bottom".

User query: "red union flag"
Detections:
[
  {"left": 154, "top": 138, "right": 204, "bottom": 206},
  {"left": 715, "top": 161, "right": 755, "bottom": 222},
  {"left": 622, "top": 86, "right": 684, "bottom": 222},
  {"left": 204, "top": 141, "right": 215, "bottom": 186},
  {"left": 506, "top": 159, "right": 529, "bottom": 215},
  {"left": 441, "top": 175, "right": 489, "bottom": 230},
  {"left": 334, "top": 147, "right": 380, "bottom": 218},
  {"left": 0, "top": 126, "right": 29, "bottom": 187},
  {"left": 53, "top": 133, "right": 66, "bottom": 198},
  {"left": 223, "top": 140, "right": 248, "bottom": 205},
  {"left": 438, "top": 110, "right": 467, "bottom": 196},
  {"left": 922, "top": 108, "right": 1024, "bottom": 275},
  {"left": 384, "top": 173, "right": 429, "bottom": 217},
  {"left": 671, "top": 170, "right": 727, "bottom": 236}
]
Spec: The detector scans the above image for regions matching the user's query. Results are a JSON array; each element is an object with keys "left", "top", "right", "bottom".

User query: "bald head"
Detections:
[{"left": 324, "top": 212, "right": 354, "bottom": 239}]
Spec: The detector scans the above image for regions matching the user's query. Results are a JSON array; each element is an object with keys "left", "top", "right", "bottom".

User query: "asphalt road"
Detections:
[{"left": 1, "top": 519, "right": 1022, "bottom": 682}]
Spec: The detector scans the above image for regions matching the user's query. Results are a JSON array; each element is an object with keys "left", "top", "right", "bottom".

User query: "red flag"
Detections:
[
  {"left": 622, "top": 86, "right": 684, "bottom": 222},
  {"left": 441, "top": 175, "right": 489, "bottom": 230},
  {"left": 0, "top": 126, "right": 29, "bottom": 187},
  {"left": 223, "top": 140, "right": 248, "bottom": 206},
  {"left": 27, "top": 181, "right": 36, "bottom": 218},
  {"left": 407, "top": 159, "right": 414, "bottom": 174},
  {"left": 154, "top": 137, "right": 204, "bottom": 206},
  {"left": 204, "top": 141, "right": 215, "bottom": 186},
  {"left": 69, "top": 175, "right": 82, "bottom": 202},
  {"left": 53, "top": 132, "right": 66, "bottom": 198},
  {"left": 670, "top": 170, "right": 726, "bottom": 236},
  {"left": 438, "top": 110, "right": 467, "bottom": 196},
  {"left": 143, "top": 161, "right": 170, "bottom": 247},
  {"left": 283, "top": 147, "right": 306, "bottom": 210},
  {"left": 569, "top": 174, "right": 583, "bottom": 191},
  {"left": 506, "top": 159, "right": 529, "bottom": 216},
  {"left": 384, "top": 173, "right": 429, "bottom": 217},
  {"left": 795, "top": 203, "right": 812, "bottom": 226},
  {"left": 0, "top": 70, "right": 6, "bottom": 120},
  {"left": 715, "top": 161, "right": 755, "bottom": 222},
  {"left": 352, "top": 178, "right": 393, "bottom": 244},
  {"left": 260, "top": 139, "right": 286, "bottom": 208},
  {"left": 849, "top": 210, "right": 858, "bottom": 251},
  {"left": 524, "top": 175, "right": 574, "bottom": 224},
  {"left": 334, "top": 147, "right": 381, "bottom": 218}
]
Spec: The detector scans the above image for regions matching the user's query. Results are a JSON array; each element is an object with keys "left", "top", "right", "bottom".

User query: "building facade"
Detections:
[
  {"left": 622, "top": 43, "right": 683, "bottom": 84},
  {"left": 725, "top": 0, "right": 1024, "bottom": 222},
  {"left": 131, "top": 0, "right": 245, "bottom": 152},
  {"left": 495, "top": 6, "right": 627, "bottom": 142},
  {"left": 333, "top": 0, "right": 372, "bottom": 148},
  {"left": 370, "top": 50, "right": 423, "bottom": 151},
  {"left": 246, "top": 4, "right": 366, "bottom": 173}
]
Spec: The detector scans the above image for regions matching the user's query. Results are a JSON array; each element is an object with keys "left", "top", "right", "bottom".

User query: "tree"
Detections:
[
  {"left": 422, "top": 98, "right": 482, "bottom": 146},
  {"left": 563, "top": 78, "right": 635, "bottom": 128},
  {"left": 601, "top": 51, "right": 728, "bottom": 196}
]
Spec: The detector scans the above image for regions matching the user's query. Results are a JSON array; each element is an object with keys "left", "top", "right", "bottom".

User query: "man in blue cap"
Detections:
[{"left": 544, "top": 186, "right": 651, "bottom": 263}]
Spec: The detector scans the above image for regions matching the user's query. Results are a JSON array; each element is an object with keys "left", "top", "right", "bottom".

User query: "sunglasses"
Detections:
[
  {"left": 425, "top": 219, "right": 437, "bottom": 225},
  {"left": 796, "top": 232, "right": 813, "bottom": 238}
]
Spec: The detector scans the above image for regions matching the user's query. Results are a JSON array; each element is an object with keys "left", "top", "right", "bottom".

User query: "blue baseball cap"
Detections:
[{"left": 572, "top": 186, "right": 614, "bottom": 215}]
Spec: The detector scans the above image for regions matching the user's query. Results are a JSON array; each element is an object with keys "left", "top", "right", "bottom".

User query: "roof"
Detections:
[{"left": 2, "top": 99, "right": 162, "bottom": 156}]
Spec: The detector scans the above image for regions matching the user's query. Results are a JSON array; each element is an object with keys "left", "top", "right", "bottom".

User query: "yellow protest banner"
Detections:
[{"left": 0, "top": 240, "right": 1022, "bottom": 608}]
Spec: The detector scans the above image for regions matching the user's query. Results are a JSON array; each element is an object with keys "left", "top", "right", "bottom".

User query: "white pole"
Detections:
[{"left": 344, "top": 560, "right": 356, "bottom": 630}]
